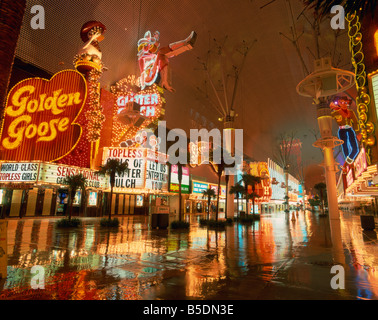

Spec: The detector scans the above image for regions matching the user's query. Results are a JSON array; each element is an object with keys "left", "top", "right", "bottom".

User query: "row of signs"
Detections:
[
  {"left": 0, "top": 162, "right": 108, "bottom": 188},
  {"left": 0, "top": 159, "right": 272, "bottom": 201},
  {"left": 102, "top": 147, "right": 225, "bottom": 195},
  {"left": 0, "top": 157, "right": 228, "bottom": 198},
  {"left": 192, "top": 181, "right": 227, "bottom": 198},
  {"left": 0, "top": 158, "right": 171, "bottom": 194}
]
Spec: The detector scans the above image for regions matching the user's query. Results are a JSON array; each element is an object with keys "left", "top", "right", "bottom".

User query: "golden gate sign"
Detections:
[{"left": 0, "top": 70, "right": 87, "bottom": 162}]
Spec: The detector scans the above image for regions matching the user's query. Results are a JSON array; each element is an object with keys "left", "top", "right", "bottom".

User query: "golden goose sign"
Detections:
[{"left": 0, "top": 70, "right": 87, "bottom": 162}]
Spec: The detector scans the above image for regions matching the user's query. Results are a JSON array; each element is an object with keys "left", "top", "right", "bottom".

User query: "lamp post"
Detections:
[
  {"left": 284, "top": 164, "right": 290, "bottom": 214},
  {"left": 222, "top": 109, "right": 237, "bottom": 218},
  {"left": 297, "top": 57, "right": 355, "bottom": 221}
]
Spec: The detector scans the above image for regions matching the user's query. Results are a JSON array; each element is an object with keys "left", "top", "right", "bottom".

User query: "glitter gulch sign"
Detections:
[{"left": 0, "top": 70, "right": 87, "bottom": 162}]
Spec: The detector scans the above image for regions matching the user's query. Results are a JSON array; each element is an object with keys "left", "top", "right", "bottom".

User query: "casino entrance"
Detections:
[
  {"left": 103, "top": 192, "right": 171, "bottom": 217},
  {"left": 103, "top": 193, "right": 147, "bottom": 216}
]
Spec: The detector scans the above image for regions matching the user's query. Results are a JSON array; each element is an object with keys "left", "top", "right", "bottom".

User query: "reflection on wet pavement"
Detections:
[{"left": 1, "top": 211, "right": 378, "bottom": 300}]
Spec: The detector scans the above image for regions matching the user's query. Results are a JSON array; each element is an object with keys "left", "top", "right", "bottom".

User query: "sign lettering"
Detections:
[{"left": 0, "top": 70, "right": 87, "bottom": 162}]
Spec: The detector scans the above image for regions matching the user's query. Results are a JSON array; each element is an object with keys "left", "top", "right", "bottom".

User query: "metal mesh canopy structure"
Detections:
[{"left": 14, "top": 0, "right": 354, "bottom": 188}]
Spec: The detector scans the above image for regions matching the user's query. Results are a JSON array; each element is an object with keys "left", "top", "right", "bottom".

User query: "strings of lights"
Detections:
[
  {"left": 86, "top": 69, "right": 105, "bottom": 142},
  {"left": 110, "top": 75, "right": 166, "bottom": 147},
  {"left": 346, "top": 12, "right": 375, "bottom": 165}
]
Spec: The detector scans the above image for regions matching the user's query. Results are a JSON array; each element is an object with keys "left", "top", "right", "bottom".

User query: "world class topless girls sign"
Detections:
[{"left": 0, "top": 70, "right": 87, "bottom": 162}]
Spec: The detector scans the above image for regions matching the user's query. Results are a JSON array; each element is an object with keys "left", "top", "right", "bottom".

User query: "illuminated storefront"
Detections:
[
  {"left": 188, "top": 180, "right": 226, "bottom": 214},
  {"left": 267, "top": 158, "right": 301, "bottom": 212},
  {"left": 0, "top": 161, "right": 108, "bottom": 218},
  {"left": 101, "top": 146, "right": 170, "bottom": 215},
  {"left": 340, "top": 148, "right": 378, "bottom": 209}
]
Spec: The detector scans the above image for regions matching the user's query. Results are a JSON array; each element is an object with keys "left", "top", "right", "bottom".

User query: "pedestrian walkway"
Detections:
[{"left": 0, "top": 211, "right": 378, "bottom": 300}]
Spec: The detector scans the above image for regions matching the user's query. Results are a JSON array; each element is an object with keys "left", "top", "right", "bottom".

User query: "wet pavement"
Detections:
[{"left": 0, "top": 210, "right": 378, "bottom": 300}]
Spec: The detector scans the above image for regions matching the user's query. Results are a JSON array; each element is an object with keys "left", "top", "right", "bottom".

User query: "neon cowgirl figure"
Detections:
[
  {"left": 137, "top": 31, "right": 197, "bottom": 92},
  {"left": 330, "top": 96, "right": 361, "bottom": 164}
]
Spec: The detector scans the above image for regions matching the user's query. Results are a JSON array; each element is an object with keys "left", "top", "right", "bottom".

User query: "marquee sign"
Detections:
[
  {"left": 346, "top": 167, "right": 354, "bottom": 188},
  {"left": 145, "top": 160, "right": 168, "bottom": 191},
  {"left": 0, "top": 162, "right": 107, "bottom": 188},
  {"left": 0, "top": 163, "right": 39, "bottom": 182},
  {"left": 102, "top": 147, "right": 168, "bottom": 192},
  {"left": 354, "top": 147, "right": 367, "bottom": 179},
  {"left": 0, "top": 70, "right": 87, "bottom": 162},
  {"left": 192, "top": 181, "right": 209, "bottom": 194},
  {"left": 39, "top": 163, "right": 107, "bottom": 189}
]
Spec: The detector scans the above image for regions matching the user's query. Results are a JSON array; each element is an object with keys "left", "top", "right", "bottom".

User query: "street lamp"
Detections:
[
  {"left": 220, "top": 109, "right": 239, "bottom": 218},
  {"left": 296, "top": 57, "right": 355, "bottom": 221}
]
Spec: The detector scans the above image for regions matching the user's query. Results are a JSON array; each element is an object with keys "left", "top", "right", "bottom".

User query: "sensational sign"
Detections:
[
  {"left": 39, "top": 163, "right": 107, "bottom": 189},
  {"left": 0, "top": 70, "right": 87, "bottom": 162}
]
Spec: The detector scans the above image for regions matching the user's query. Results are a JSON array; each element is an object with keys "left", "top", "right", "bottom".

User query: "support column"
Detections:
[
  {"left": 323, "top": 146, "right": 340, "bottom": 221},
  {"left": 284, "top": 168, "right": 289, "bottom": 214},
  {"left": 224, "top": 120, "right": 236, "bottom": 219},
  {"left": 227, "top": 175, "right": 235, "bottom": 218},
  {"left": 314, "top": 102, "right": 343, "bottom": 221}
]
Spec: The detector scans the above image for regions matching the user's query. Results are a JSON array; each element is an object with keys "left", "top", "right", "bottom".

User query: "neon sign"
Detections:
[
  {"left": 192, "top": 181, "right": 209, "bottom": 194},
  {"left": 354, "top": 148, "right": 367, "bottom": 179},
  {"left": 117, "top": 93, "right": 160, "bottom": 107},
  {"left": 338, "top": 127, "right": 359, "bottom": 164},
  {"left": 0, "top": 70, "right": 87, "bottom": 162},
  {"left": 117, "top": 93, "right": 161, "bottom": 118},
  {"left": 137, "top": 30, "right": 196, "bottom": 92},
  {"left": 346, "top": 167, "right": 354, "bottom": 187},
  {"left": 111, "top": 76, "right": 165, "bottom": 147},
  {"left": 245, "top": 162, "right": 272, "bottom": 204},
  {"left": 330, "top": 97, "right": 360, "bottom": 164},
  {"left": 169, "top": 165, "right": 190, "bottom": 194}
]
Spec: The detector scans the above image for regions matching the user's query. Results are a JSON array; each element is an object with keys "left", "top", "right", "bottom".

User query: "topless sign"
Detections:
[
  {"left": 0, "top": 70, "right": 87, "bottom": 162},
  {"left": 102, "top": 147, "right": 168, "bottom": 192}
]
